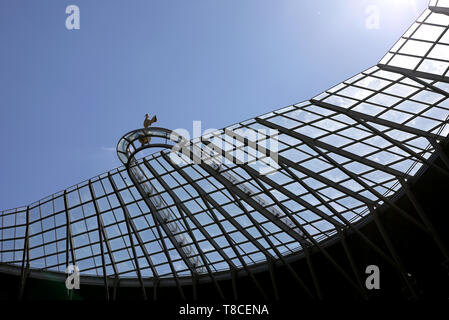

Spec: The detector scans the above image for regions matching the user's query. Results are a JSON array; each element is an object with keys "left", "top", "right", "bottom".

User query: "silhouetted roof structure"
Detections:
[{"left": 1, "top": 0, "right": 449, "bottom": 300}]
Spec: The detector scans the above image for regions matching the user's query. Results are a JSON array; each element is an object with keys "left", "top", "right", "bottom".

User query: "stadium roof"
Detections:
[{"left": 1, "top": 0, "right": 449, "bottom": 298}]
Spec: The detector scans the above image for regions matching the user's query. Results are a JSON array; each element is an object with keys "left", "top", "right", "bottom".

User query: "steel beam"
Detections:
[
  {"left": 399, "top": 177, "right": 449, "bottom": 261},
  {"left": 88, "top": 181, "right": 111, "bottom": 300},
  {"left": 371, "top": 206, "right": 418, "bottom": 299},
  {"left": 143, "top": 158, "right": 225, "bottom": 300},
  {"left": 193, "top": 152, "right": 365, "bottom": 297},
  {"left": 63, "top": 191, "right": 77, "bottom": 271},
  {"left": 126, "top": 163, "right": 186, "bottom": 300},
  {"left": 226, "top": 189, "right": 315, "bottom": 299},
  {"left": 257, "top": 117, "right": 428, "bottom": 233},
  {"left": 18, "top": 206, "right": 30, "bottom": 300},
  {"left": 309, "top": 99, "right": 442, "bottom": 141},
  {"left": 162, "top": 154, "right": 268, "bottom": 300},
  {"left": 127, "top": 161, "right": 200, "bottom": 279},
  {"left": 107, "top": 173, "right": 161, "bottom": 299},
  {"left": 225, "top": 127, "right": 378, "bottom": 206}
]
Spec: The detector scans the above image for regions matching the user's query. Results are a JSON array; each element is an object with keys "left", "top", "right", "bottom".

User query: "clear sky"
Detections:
[{"left": 0, "top": 0, "right": 428, "bottom": 210}]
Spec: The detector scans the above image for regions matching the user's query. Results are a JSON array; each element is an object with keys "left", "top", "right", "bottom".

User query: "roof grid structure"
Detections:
[{"left": 1, "top": 1, "right": 449, "bottom": 297}]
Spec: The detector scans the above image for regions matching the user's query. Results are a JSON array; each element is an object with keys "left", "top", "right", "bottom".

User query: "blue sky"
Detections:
[{"left": 0, "top": 0, "right": 428, "bottom": 210}]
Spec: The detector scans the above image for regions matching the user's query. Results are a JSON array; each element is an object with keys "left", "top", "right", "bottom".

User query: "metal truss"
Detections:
[{"left": 1, "top": 0, "right": 449, "bottom": 300}]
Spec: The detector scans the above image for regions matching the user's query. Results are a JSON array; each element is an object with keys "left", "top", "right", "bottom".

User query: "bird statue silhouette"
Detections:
[
  {"left": 144, "top": 114, "right": 157, "bottom": 128},
  {"left": 139, "top": 114, "right": 158, "bottom": 146}
]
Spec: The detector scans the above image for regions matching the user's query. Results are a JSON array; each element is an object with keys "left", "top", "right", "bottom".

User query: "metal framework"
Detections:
[{"left": 1, "top": 0, "right": 449, "bottom": 300}]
